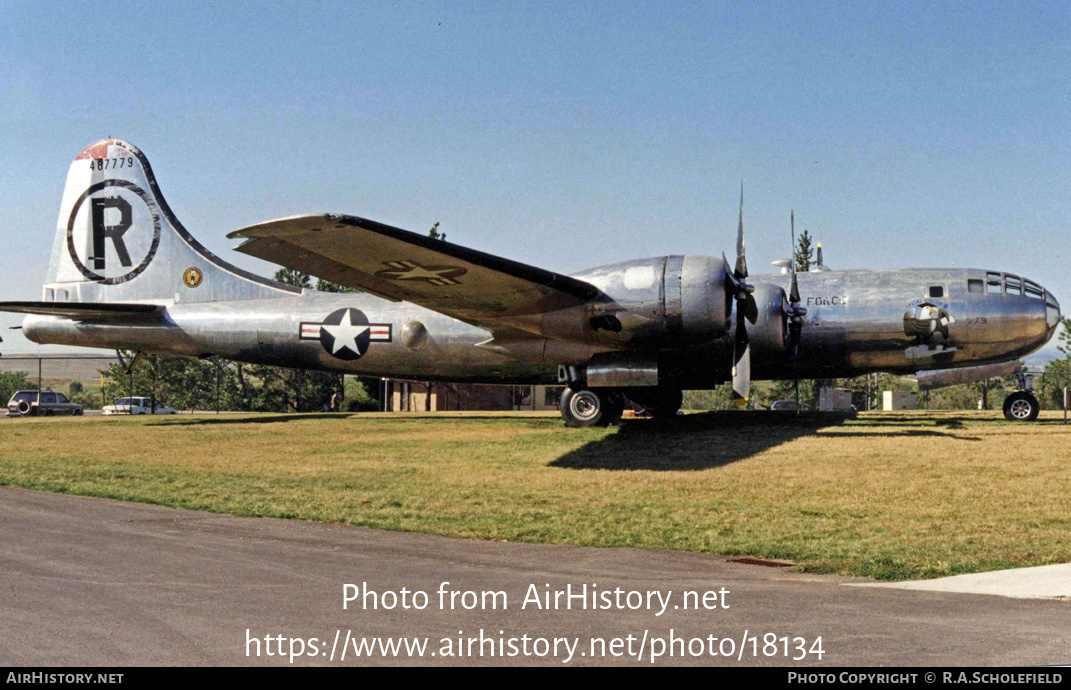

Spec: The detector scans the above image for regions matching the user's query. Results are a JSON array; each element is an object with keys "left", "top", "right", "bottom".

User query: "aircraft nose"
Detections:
[{"left": 1046, "top": 291, "right": 1061, "bottom": 332}]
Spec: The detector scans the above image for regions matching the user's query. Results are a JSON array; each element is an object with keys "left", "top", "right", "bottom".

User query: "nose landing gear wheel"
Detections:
[{"left": 1003, "top": 391, "right": 1039, "bottom": 422}]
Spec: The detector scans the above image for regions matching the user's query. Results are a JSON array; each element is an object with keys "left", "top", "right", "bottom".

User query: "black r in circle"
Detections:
[{"left": 66, "top": 180, "right": 162, "bottom": 285}]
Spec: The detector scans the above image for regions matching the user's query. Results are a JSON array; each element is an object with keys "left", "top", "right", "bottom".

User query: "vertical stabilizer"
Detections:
[{"left": 44, "top": 139, "right": 298, "bottom": 304}]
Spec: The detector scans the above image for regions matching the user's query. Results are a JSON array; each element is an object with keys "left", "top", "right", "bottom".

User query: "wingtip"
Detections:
[{"left": 227, "top": 214, "right": 339, "bottom": 239}]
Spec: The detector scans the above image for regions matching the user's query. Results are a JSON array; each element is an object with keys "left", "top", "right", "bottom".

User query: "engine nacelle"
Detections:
[
  {"left": 558, "top": 255, "right": 733, "bottom": 348},
  {"left": 669, "top": 255, "right": 734, "bottom": 344}
]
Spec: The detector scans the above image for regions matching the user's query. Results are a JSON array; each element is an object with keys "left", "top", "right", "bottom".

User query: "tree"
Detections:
[
  {"left": 1059, "top": 317, "right": 1071, "bottom": 357},
  {"left": 768, "top": 377, "right": 819, "bottom": 410},
  {"left": 428, "top": 221, "right": 446, "bottom": 241},
  {"left": 682, "top": 384, "right": 738, "bottom": 411},
  {"left": 241, "top": 364, "right": 339, "bottom": 412},
  {"left": 101, "top": 355, "right": 238, "bottom": 411},
  {"left": 926, "top": 380, "right": 994, "bottom": 410},
  {"left": 1040, "top": 317, "right": 1071, "bottom": 409},
  {"left": 0, "top": 371, "right": 30, "bottom": 408},
  {"left": 794, "top": 230, "right": 814, "bottom": 272},
  {"left": 315, "top": 278, "right": 357, "bottom": 293},
  {"left": 274, "top": 268, "right": 310, "bottom": 288},
  {"left": 343, "top": 377, "right": 380, "bottom": 412},
  {"left": 65, "top": 381, "right": 96, "bottom": 408}
]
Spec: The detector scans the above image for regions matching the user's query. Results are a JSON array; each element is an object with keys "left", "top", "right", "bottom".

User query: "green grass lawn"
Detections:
[{"left": 1, "top": 410, "right": 1068, "bottom": 580}]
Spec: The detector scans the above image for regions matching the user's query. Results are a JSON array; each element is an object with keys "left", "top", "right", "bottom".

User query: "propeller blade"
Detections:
[
  {"left": 742, "top": 292, "right": 759, "bottom": 325},
  {"left": 732, "top": 307, "right": 751, "bottom": 406},
  {"left": 789, "top": 210, "right": 801, "bottom": 304},
  {"left": 729, "top": 185, "right": 753, "bottom": 407},
  {"left": 781, "top": 210, "right": 807, "bottom": 411},
  {"left": 723, "top": 253, "right": 740, "bottom": 293},
  {"left": 785, "top": 210, "right": 806, "bottom": 360},
  {"left": 734, "top": 183, "right": 747, "bottom": 279}
]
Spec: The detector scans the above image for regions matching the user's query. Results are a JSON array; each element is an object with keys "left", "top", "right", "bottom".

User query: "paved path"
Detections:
[
  {"left": 0, "top": 487, "right": 1067, "bottom": 666},
  {"left": 859, "top": 565, "right": 1071, "bottom": 600}
]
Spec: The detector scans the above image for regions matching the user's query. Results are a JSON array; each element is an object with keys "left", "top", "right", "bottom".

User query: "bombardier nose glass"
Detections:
[{"left": 1046, "top": 293, "right": 1061, "bottom": 329}]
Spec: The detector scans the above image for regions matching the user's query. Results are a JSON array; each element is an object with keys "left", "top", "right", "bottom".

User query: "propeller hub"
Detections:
[{"left": 734, "top": 282, "right": 755, "bottom": 300}]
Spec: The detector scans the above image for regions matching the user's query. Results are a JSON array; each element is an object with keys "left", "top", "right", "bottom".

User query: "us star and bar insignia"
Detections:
[
  {"left": 374, "top": 260, "right": 466, "bottom": 286},
  {"left": 300, "top": 308, "right": 392, "bottom": 361}
]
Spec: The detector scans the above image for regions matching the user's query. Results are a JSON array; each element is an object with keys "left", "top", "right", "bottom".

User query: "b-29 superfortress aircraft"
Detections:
[{"left": 0, "top": 140, "right": 1061, "bottom": 425}]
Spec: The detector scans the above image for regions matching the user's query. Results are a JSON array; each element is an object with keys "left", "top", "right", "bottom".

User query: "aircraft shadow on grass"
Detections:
[
  {"left": 550, "top": 412, "right": 849, "bottom": 471},
  {"left": 148, "top": 411, "right": 1004, "bottom": 463},
  {"left": 549, "top": 412, "right": 995, "bottom": 471}
]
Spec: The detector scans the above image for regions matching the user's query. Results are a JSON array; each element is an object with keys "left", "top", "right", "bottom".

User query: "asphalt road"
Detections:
[{"left": 0, "top": 486, "right": 1067, "bottom": 667}]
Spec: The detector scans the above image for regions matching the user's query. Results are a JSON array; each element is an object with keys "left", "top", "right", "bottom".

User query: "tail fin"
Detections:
[{"left": 43, "top": 139, "right": 297, "bottom": 304}]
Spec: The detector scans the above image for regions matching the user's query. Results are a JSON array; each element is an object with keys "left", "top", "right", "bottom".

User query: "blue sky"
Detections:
[{"left": 0, "top": 1, "right": 1067, "bottom": 357}]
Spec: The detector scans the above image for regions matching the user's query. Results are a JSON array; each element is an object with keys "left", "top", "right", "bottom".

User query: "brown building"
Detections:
[{"left": 385, "top": 381, "right": 563, "bottom": 412}]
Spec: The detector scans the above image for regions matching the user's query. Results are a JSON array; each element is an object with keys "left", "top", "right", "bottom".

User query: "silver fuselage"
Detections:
[{"left": 23, "top": 262, "right": 1060, "bottom": 387}]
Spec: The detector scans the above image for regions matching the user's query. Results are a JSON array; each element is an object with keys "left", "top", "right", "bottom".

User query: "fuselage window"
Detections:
[
  {"left": 929, "top": 285, "right": 944, "bottom": 298},
  {"left": 1024, "top": 280, "right": 1044, "bottom": 299},
  {"left": 967, "top": 279, "right": 983, "bottom": 293},
  {"left": 1005, "top": 275, "right": 1022, "bottom": 295},
  {"left": 986, "top": 272, "right": 1002, "bottom": 295}
]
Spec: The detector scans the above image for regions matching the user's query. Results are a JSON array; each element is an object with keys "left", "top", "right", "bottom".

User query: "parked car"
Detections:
[
  {"left": 102, "top": 397, "right": 179, "bottom": 415},
  {"left": 7, "top": 390, "right": 83, "bottom": 416},
  {"left": 770, "top": 400, "right": 800, "bottom": 411}
]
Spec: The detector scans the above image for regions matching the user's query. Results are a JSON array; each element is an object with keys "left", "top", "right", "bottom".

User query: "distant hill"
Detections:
[{"left": 0, "top": 354, "right": 118, "bottom": 381}]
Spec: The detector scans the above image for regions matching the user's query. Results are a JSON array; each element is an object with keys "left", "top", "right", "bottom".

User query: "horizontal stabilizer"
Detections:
[{"left": 0, "top": 301, "right": 162, "bottom": 320}]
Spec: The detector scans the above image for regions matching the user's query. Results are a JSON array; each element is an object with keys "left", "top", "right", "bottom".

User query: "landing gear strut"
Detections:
[
  {"left": 1003, "top": 367, "right": 1042, "bottom": 422},
  {"left": 559, "top": 388, "right": 624, "bottom": 428}
]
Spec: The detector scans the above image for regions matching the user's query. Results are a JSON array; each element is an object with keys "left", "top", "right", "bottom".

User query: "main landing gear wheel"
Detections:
[
  {"left": 560, "top": 388, "right": 623, "bottom": 428},
  {"left": 1003, "top": 391, "right": 1039, "bottom": 422}
]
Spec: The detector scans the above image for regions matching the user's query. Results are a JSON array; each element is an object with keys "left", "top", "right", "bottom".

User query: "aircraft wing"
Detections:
[
  {"left": 0, "top": 302, "right": 163, "bottom": 320},
  {"left": 229, "top": 214, "right": 602, "bottom": 332}
]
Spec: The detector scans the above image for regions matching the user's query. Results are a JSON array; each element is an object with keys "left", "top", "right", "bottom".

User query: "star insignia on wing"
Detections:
[{"left": 375, "top": 260, "right": 466, "bottom": 286}]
